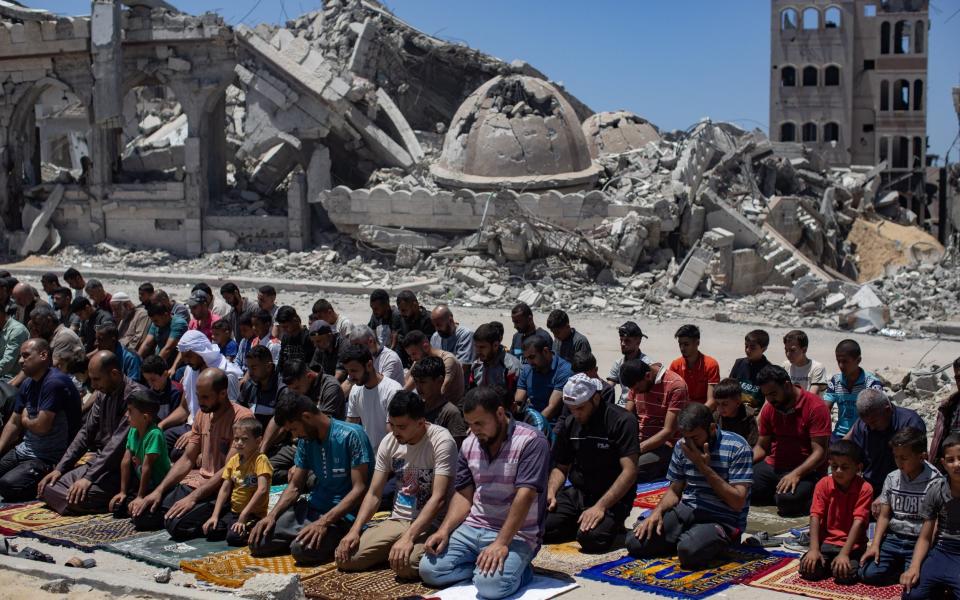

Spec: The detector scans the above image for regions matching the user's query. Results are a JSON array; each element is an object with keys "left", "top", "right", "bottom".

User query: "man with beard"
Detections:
[
  {"left": 622, "top": 359, "right": 689, "bottom": 482},
  {"left": 111, "top": 292, "right": 150, "bottom": 353},
  {"left": 508, "top": 303, "right": 552, "bottom": 364},
  {"left": 430, "top": 305, "right": 474, "bottom": 369},
  {"left": 94, "top": 323, "right": 142, "bottom": 384},
  {"left": 395, "top": 291, "right": 434, "bottom": 368},
  {"left": 753, "top": 365, "right": 831, "bottom": 517},
  {"left": 627, "top": 403, "right": 753, "bottom": 569},
  {"left": 607, "top": 321, "right": 654, "bottom": 407},
  {"left": 345, "top": 324, "right": 403, "bottom": 387},
  {"left": 275, "top": 307, "right": 313, "bottom": 374},
  {"left": 50, "top": 287, "right": 76, "bottom": 329},
  {"left": 281, "top": 359, "right": 345, "bottom": 420},
  {"left": 0, "top": 339, "right": 81, "bottom": 501},
  {"left": 367, "top": 289, "right": 402, "bottom": 354},
  {"left": 220, "top": 283, "right": 256, "bottom": 342},
  {"left": 39, "top": 351, "right": 143, "bottom": 514},
  {"left": 71, "top": 296, "right": 114, "bottom": 354},
  {"left": 336, "top": 391, "right": 457, "bottom": 580},
  {"left": 515, "top": 335, "right": 572, "bottom": 424},
  {"left": 343, "top": 344, "right": 402, "bottom": 453},
  {"left": 130, "top": 368, "right": 253, "bottom": 538},
  {"left": 412, "top": 356, "right": 467, "bottom": 448},
  {"left": 419, "top": 386, "right": 550, "bottom": 600},
  {"left": 469, "top": 323, "right": 521, "bottom": 394},
  {"left": 138, "top": 302, "right": 188, "bottom": 368},
  {"left": 307, "top": 320, "right": 346, "bottom": 382},
  {"left": 544, "top": 374, "right": 639, "bottom": 552},
  {"left": 25, "top": 306, "right": 84, "bottom": 379},
  {"left": 402, "top": 331, "right": 463, "bottom": 407},
  {"left": 249, "top": 393, "right": 373, "bottom": 565}
]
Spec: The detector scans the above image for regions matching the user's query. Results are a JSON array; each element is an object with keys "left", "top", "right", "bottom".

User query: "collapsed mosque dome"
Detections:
[
  {"left": 430, "top": 75, "right": 601, "bottom": 191},
  {"left": 582, "top": 111, "right": 662, "bottom": 158}
]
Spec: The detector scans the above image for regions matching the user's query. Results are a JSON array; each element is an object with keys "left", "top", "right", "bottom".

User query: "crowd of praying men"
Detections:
[{"left": 0, "top": 267, "right": 958, "bottom": 598}]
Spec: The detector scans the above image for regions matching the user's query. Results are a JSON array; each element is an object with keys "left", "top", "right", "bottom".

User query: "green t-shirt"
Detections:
[{"left": 125, "top": 425, "right": 171, "bottom": 490}]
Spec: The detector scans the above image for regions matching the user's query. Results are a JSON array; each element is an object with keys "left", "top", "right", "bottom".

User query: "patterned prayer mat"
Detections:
[
  {"left": 105, "top": 529, "right": 230, "bottom": 569},
  {"left": 747, "top": 559, "right": 904, "bottom": 600},
  {"left": 633, "top": 481, "right": 670, "bottom": 509},
  {"left": 302, "top": 566, "right": 438, "bottom": 600},
  {"left": 531, "top": 541, "right": 626, "bottom": 576},
  {"left": 579, "top": 548, "right": 793, "bottom": 598},
  {"left": 21, "top": 514, "right": 141, "bottom": 551},
  {"left": 180, "top": 546, "right": 337, "bottom": 588},
  {"left": 0, "top": 501, "right": 94, "bottom": 535}
]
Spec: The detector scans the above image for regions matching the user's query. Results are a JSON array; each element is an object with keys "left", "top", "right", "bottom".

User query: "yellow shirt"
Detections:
[{"left": 222, "top": 453, "right": 273, "bottom": 517}]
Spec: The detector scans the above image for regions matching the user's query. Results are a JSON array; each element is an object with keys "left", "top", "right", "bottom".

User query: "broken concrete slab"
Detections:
[
  {"left": 671, "top": 245, "right": 713, "bottom": 299},
  {"left": 20, "top": 185, "right": 64, "bottom": 256},
  {"left": 516, "top": 288, "right": 543, "bottom": 307},
  {"left": 356, "top": 224, "right": 447, "bottom": 252},
  {"left": 394, "top": 244, "right": 421, "bottom": 268},
  {"left": 791, "top": 274, "right": 829, "bottom": 304}
]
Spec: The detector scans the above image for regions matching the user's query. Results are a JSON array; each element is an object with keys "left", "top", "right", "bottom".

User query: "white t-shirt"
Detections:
[
  {"left": 347, "top": 376, "right": 402, "bottom": 450},
  {"left": 335, "top": 315, "right": 353, "bottom": 339},
  {"left": 374, "top": 347, "right": 405, "bottom": 385},
  {"left": 374, "top": 424, "right": 457, "bottom": 522},
  {"left": 781, "top": 359, "right": 827, "bottom": 392}
]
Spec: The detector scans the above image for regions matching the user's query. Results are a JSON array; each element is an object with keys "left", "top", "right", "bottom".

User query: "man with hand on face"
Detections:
[
  {"left": 627, "top": 403, "right": 753, "bottom": 569},
  {"left": 419, "top": 386, "right": 550, "bottom": 600},
  {"left": 544, "top": 373, "right": 639, "bottom": 552},
  {"left": 130, "top": 368, "right": 253, "bottom": 538},
  {"left": 336, "top": 391, "right": 457, "bottom": 580},
  {"left": 40, "top": 351, "right": 143, "bottom": 514},
  {"left": 430, "top": 305, "right": 474, "bottom": 370}
]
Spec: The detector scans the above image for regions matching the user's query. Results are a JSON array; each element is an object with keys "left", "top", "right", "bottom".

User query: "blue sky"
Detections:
[{"left": 37, "top": 0, "right": 960, "bottom": 163}]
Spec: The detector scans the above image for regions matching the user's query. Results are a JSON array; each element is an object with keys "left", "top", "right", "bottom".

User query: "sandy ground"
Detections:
[
  {"left": 3, "top": 273, "right": 956, "bottom": 599},
  {"left": 0, "top": 569, "right": 139, "bottom": 599}
]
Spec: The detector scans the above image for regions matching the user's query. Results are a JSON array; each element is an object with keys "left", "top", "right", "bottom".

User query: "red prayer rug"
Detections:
[{"left": 747, "top": 559, "right": 903, "bottom": 600}]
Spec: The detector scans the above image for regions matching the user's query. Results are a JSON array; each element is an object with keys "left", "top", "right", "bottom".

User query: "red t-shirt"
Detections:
[
  {"left": 758, "top": 385, "right": 831, "bottom": 472},
  {"left": 810, "top": 474, "right": 873, "bottom": 549},
  {"left": 631, "top": 368, "right": 689, "bottom": 444},
  {"left": 669, "top": 354, "right": 721, "bottom": 405}
]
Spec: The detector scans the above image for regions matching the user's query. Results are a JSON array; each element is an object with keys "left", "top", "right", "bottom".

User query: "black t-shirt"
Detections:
[
  {"left": 553, "top": 329, "right": 591, "bottom": 364},
  {"left": 309, "top": 373, "right": 346, "bottom": 421},
  {"left": 309, "top": 334, "right": 343, "bottom": 377},
  {"left": 553, "top": 400, "right": 640, "bottom": 508},
  {"left": 426, "top": 401, "right": 467, "bottom": 448},
  {"left": 509, "top": 327, "right": 554, "bottom": 363},
  {"left": 79, "top": 309, "right": 115, "bottom": 353},
  {"left": 278, "top": 327, "right": 313, "bottom": 373},
  {"left": 729, "top": 356, "right": 772, "bottom": 410},
  {"left": 395, "top": 306, "right": 435, "bottom": 367}
]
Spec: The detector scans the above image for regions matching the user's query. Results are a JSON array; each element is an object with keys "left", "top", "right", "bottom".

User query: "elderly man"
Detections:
[
  {"left": 515, "top": 335, "right": 572, "bottom": 423},
  {"left": 346, "top": 324, "right": 403, "bottom": 387},
  {"left": 402, "top": 330, "right": 464, "bottom": 406},
  {"left": 94, "top": 323, "right": 142, "bottom": 382},
  {"left": 0, "top": 309, "right": 28, "bottom": 382},
  {"left": 430, "top": 305, "right": 474, "bottom": 368},
  {"left": 84, "top": 279, "right": 112, "bottom": 313},
  {"left": 131, "top": 369, "right": 254, "bottom": 539},
  {"left": 0, "top": 339, "right": 81, "bottom": 501},
  {"left": 419, "top": 386, "right": 550, "bottom": 599},
  {"left": 544, "top": 373, "right": 639, "bottom": 552},
  {"left": 71, "top": 296, "right": 114, "bottom": 354},
  {"left": 846, "top": 388, "right": 925, "bottom": 496},
  {"left": 627, "top": 403, "right": 753, "bottom": 569},
  {"left": 12, "top": 283, "right": 50, "bottom": 328},
  {"left": 111, "top": 292, "right": 150, "bottom": 352},
  {"left": 39, "top": 351, "right": 143, "bottom": 514}
]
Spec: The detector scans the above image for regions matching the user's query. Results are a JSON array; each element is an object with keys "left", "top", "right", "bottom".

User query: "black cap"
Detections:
[
  {"left": 308, "top": 320, "right": 333, "bottom": 335},
  {"left": 186, "top": 290, "right": 210, "bottom": 307},
  {"left": 618, "top": 321, "right": 648, "bottom": 339}
]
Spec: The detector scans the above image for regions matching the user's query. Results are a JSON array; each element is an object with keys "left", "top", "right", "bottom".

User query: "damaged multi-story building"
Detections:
[{"left": 0, "top": 0, "right": 952, "bottom": 317}]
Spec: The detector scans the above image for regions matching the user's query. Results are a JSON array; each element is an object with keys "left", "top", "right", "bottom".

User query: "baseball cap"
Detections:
[
  {"left": 309, "top": 320, "right": 333, "bottom": 335},
  {"left": 562, "top": 373, "right": 603, "bottom": 407},
  {"left": 186, "top": 290, "right": 210, "bottom": 307},
  {"left": 618, "top": 321, "right": 648, "bottom": 339}
]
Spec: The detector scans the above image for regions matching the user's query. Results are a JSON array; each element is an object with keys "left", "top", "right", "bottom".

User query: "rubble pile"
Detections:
[{"left": 878, "top": 363, "right": 957, "bottom": 432}]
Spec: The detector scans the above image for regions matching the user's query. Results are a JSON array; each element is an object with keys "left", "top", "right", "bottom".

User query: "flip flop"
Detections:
[
  {"left": 16, "top": 547, "right": 54, "bottom": 563},
  {"left": 65, "top": 556, "right": 96, "bottom": 568}
]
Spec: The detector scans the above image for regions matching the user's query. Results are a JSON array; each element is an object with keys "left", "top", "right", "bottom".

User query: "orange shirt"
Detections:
[
  {"left": 669, "top": 354, "right": 720, "bottom": 404},
  {"left": 183, "top": 402, "right": 254, "bottom": 489}
]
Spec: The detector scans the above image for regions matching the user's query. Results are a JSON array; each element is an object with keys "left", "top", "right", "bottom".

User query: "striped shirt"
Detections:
[
  {"left": 824, "top": 369, "right": 884, "bottom": 437},
  {"left": 667, "top": 429, "right": 753, "bottom": 530},
  {"left": 630, "top": 368, "right": 689, "bottom": 444},
  {"left": 455, "top": 419, "right": 551, "bottom": 550}
]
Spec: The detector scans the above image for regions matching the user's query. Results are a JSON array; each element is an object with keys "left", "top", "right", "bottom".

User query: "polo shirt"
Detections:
[
  {"left": 667, "top": 429, "right": 754, "bottom": 530},
  {"left": 431, "top": 325, "right": 475, "bottom": 364},
  {"left": 553, "top": 400, "right": 640, "bottom": 510},
  {"left": 183, "top": 402, "right": 254, "bottom": 489},
  {"left": 509, "top": 327, "right": 553, "bottom": 363},
  {"left": 810, "top": 474, "right": 873, "bottom": 549},
  {"left": 239, "top": 371, "right": 286, "bottom": 416},
  {"left": 516, "top": 354, "right": 573, "bottom": 415},
  {"left": 552, "top": 329, "right": 591, "bottom": 364},
  {"left": 0, "top": 316, "right": 28, "bottom": 381},
  {"left": 849, "top": 405, "right": 925, "bottom": 493},
  {"left": 457, "top": 419, "right": 551, "bottom": 550},
  {"left": 669, "top": 353, "right": 720, "bottom": 405},
  {"left": 920, "top": 477, "right": 960, "bottom": 542},
  {"left": 758, "top": 385, "right": 832, "bottom": 473},
  {"left": 294, "top": 419, "right": 373, "bottom": 519},
  {"left": 14, "top": 367, "right": 82, "bottom": 463},
  {"left": 631, "top": 368, "right": 689, "bottom": 443},
  {"left": 825, "top": 369, "right": 885, "bottom": 437},
  {"left": 729, "top": 356, "right": 771, "bottom": 409}
]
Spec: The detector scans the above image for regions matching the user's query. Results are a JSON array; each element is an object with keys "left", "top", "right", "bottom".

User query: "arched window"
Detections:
[
  {"left": 894, "top": 20, "right": 911, "bottom": 54},
  {"left": 781, "top": 66, "right": 797, "bottom": 87},
  {"left": 894, "top": 79, "right": 910, "bottom": 110},
  {"left": 781, "top": 8, "right": 799, "bottom": 30},
  {"left": 825, "top": 65, "right": 840, "bottom": 86},
  {"left": 880, "top": 80, "right": 890, "bottom": 111},
  {"left": 825, "top": 7, "right": 842, "bottom": 28},
  {"left": 879, "top": 136, "right": 889, "bottom": 163},
  {"left": 780, "top": 122, "right": 797, "bottom": 142},
  {"left": 915, "top": 20, "right": 924, "bottom": 53},
  {"left": 824, "top": 122, "right": 840, "bottom": 142},
  {"left": 880, "top": 21, "right": 891, "bottom": 54},
  {"left": 803, "top": 7, "right": 820, "bottom": 29},
  {"left": 913, "top": 80, "right": 923, "bottom": 111},
  {"left": 803, "top": 66, "right": 819, "bottom": 87},
  {"left": 802, "top": 122, "right": 818, "bottom": 142},
  {"left": 892, "top": 136, "right": 909, "bottom": 168}
]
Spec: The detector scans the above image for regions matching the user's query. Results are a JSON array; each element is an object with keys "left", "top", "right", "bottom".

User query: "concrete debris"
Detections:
[
  {"left": 356, "top": 225, "right": 447, "bottom": 252},
  {"left": 39, "top": 579, "right": 71, "bottom": 594},
  {"left": 237, "top": 573, "right": 305, "bottom": 600}
]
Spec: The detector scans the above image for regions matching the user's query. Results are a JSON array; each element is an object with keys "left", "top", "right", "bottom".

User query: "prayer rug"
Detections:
[
  {"left": 429, "top": 573, "right": 578, "bottom": 600},
  {"left": 0, "top": 501, "right": 94, "bottom": 535},
  {"left": 21, "top": 514, "right": 141, "bottom": 551},
  {"left": 531, "top": 540, "right": 626, "bottom": 576},
  {"left": 105, "top": 529, "right": 230, "bottom": 569},
  {"left": 181, "top": 546, "right": 336, "bottom": 588},
  {"left": 578, "top": 548, "right": 793, "bottom": 599},
  {"left": 302, "top": 566, "right": 438, "bottom": 600},
  {"left": 747, "top": 559, "right": 903, "bottom": 600},
  {"left": 633, "top": 481, "right": 670, "bottom": 509}
]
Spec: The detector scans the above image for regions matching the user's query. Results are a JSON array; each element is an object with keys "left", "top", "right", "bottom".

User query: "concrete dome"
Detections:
[
  {"left": 431, "top": 75, "right": 601, "bottom": 191},
  {"left": 582, "top": 111, "right": 661, "bottom": 158}
]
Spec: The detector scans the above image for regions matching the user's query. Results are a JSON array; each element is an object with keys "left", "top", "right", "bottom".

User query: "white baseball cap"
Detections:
[{"left": 562, "top": 373, "right": 603, "bottom": 407}]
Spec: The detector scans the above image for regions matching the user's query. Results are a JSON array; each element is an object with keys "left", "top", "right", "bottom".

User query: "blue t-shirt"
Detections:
[
  {"left": 516, "top": 354, "right": 572, "bottom": 416},
  {"left": 850, "top": 405, "right": 926, "bottom": 492},
  {"left": 825, "top": 369, "right": 884, "bottom": 437},
  {"left": 115, "top": 343, "right": 142, "bottom": 383},
  {"left": 13, "top": 367, "right": 82, "bottom": 463},
  {"left": 293, "top": 419, "right": 373, "bottom": 519},
  {"left": 220, "top": 339, "right": 239, "bottom": 360},
  {"left": 667, "top": 429, "right": 754, "bottom": 531}
]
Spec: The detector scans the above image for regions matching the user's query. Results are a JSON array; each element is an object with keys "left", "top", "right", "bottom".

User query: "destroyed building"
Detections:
[{"left": 0, "top": 0, "right": 956, "bottom": 336}]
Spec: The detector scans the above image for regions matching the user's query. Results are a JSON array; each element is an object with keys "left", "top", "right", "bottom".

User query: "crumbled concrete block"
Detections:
[
  {"left": 791, "top": 274, "right": 829, "bottom": 304},
  {"left": 454, "top": 268, "right": 488, "bottom": 288},
  {"left": 237, "top": 573, "right": 305, "bottom": 600},
  {"left": 588, "top": 296, "right": 607, "bottom": 309},
  {"left": 394, "top": 244, "right": 421, "bottom": 268},
  {"left": 40, "top": 579, "right": 71, "bottom": 594},
  {"left": 166, "top": 56, "right": 191, "bottom": 71},
  {"left": 823, "top": 292, "right": 846, "bottom": 310},
  {"left": 487, "top": 283, "right": 506, "bottom": 298},
  {"left": 517, "top": 288, "right": 542, "bottom": 307}
]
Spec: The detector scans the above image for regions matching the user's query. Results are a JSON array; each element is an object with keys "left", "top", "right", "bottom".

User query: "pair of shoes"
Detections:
[
  {"left": 742, "top": 531, "right": 782, "bottom": 548},
  {"left": 783, "top": 531, "right": 810, "bottom": 553}
]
